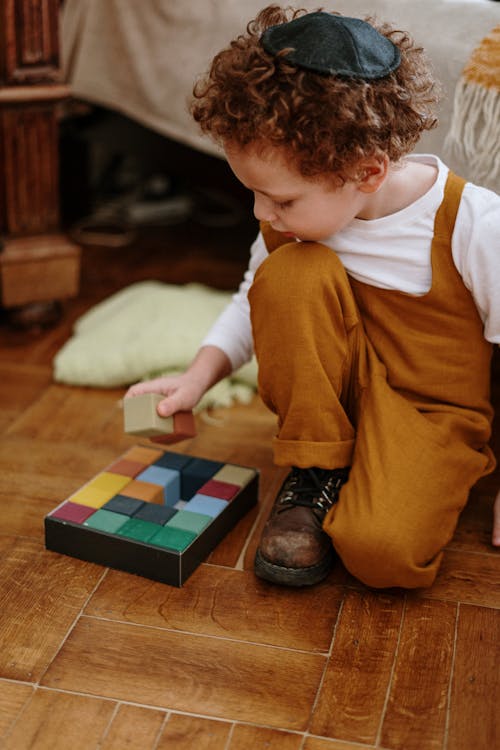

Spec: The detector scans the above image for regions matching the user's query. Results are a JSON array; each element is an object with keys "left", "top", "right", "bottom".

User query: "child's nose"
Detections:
[{"left": 253, "top": 194, "right": 276, "bottom": 223}]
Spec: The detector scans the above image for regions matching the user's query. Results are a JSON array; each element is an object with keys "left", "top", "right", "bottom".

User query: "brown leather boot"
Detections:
[{"left": 254, "top": 467, "right": 349, "bottom": 586}]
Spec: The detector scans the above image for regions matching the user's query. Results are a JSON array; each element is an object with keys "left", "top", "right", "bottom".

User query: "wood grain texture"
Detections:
[
  {"left": 0, "top": 537, "right": 103, "bottom": 681},
  {"left": 380, "top": 599, "right": 456, "bottom": 750},
  {"left": 100, "top": 704, "right": 166, "bottom": 750},
  {"left": 0, "top": 680, "right": 34, "bottom": 740},
  {"left": 156, "top": 714, "right": 231, "bottom": 750},
  {"left": 310, "top": 589, "right": 403, "bottom": 744},
  {"left": 228, "top": 724, "right": 303, "bottom": 749},
  {"left": 447, "top": 604, "right": 499, "bottom": 750},
  {"left": 2, "top": 688, "right": 115, "bottom": 750},
  {"left": 85, "top": 565, "right": 342, "bottom": 652},
  {"left": 41, "top": 616, "right": 326, "bottom": 730},
  {"left": 416, "top": 549, "right": 500, "bottom": 608}
]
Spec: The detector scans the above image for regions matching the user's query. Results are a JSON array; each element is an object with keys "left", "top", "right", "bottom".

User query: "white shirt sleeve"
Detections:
[
  {"left": 452, "top": 183, "right": 500, "bottom": 345},
  {"left": 200, "top": 231, "right": 269, "bottom": 371}
]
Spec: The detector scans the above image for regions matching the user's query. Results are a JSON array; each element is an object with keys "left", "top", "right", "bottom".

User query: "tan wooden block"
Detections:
[
  {"left": 212, "top": 464, "right": 257, "bottom": 488},
  {"left": 124, "top": 393, "right": 172, "bottom": 437},
  {"left": 124, "top": 393, "right": 195, "bottom": 444}
]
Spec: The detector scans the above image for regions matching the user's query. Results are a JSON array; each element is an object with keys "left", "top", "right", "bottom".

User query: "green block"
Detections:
[
  {"left": 150, "top": 525, "right": 196, "bottom": 552},
  {"left": 166, "top": 509, "right": 212, "bottom": 535},
  {"left": 117, "top": 518, "right": 161, "bottom": 543},
  {"left": 84, "top": 509, "right": 127, "bottom": 534}
]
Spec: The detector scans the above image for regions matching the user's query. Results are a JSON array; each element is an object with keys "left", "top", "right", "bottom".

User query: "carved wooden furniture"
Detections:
[{"left": 0, "top": 0, "right": 80, "bottom": 316}]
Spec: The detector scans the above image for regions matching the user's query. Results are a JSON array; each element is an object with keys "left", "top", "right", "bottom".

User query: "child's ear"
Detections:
[{"left": 357, "top": 155, "right": 389, "bottom": 193}]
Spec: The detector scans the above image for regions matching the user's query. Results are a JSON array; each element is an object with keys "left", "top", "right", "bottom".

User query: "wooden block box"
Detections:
[{"left": 45, "top": 445, "right": 259, "bottom": 587}]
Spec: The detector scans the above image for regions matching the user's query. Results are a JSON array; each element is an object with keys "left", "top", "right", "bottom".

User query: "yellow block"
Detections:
[{"left": 69, "top": 472, "right": 131, "bottom": 508}]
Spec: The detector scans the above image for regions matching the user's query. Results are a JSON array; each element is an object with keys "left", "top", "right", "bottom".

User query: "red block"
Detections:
[
  {"left": 50, "top": 501, "right": 96, "bottom": 524},
  {"left": 197, "top": 479, "right": 240, "bottom": 501},
  {"left": 151, "top": 410, "right": 196, "bottom": 445},
  {"left": 106, "top": 458, "right": 147, "bottom": 478}
]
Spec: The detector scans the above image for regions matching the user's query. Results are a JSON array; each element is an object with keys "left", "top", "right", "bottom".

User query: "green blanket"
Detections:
[{"left": 53, "top": 281, "right": 258, "bottom": 409}]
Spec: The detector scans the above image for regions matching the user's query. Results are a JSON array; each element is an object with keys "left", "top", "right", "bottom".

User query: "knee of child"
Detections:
[
  {"left": 255, "top": 241, "right": 346, "bottom": 298},
  {"left": 331, "top": 521, "right": 441, "bottom": 590}
]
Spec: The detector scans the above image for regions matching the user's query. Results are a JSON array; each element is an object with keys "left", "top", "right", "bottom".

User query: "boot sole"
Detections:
[{"left": 254, "top": 548, "right": 334, "bottom": 587}]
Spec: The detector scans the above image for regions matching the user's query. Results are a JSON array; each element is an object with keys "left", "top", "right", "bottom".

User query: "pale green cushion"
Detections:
[{"left": 53, "top": 281, "right": 258, "bottom": 409}]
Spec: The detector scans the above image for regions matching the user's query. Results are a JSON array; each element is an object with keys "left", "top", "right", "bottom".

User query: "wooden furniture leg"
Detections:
[{"left": 0, "top": 0, "right": 81, "bottom": 321}]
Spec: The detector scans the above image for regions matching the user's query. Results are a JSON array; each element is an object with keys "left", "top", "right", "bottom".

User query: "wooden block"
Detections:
[
  {"left": 198, "top": 478, "right": 240, "bottom": 501},
  {"left": 121, "top": 446, "right": 164, "bottom": 465},
  {"left": 180, "top": 457, "right": 224, "bottom": 500},
  {"left": 151, "top": 411, "right": 197, "bottom": 445},
  {"left": 102, "top": 496, "right": 145, "bottom": 517},
  {"left": 66, "top": 472, "right": 132, "bottom": 508},
  {"left": 44, "top": 446, "right": 259, "bottom": 587},
  {"left": 106, "top": 458, "right": 147, "bottom": 478},
  {"left": 123, "top": 393, "right": 196, "bottom": 444},
  {"left": 212, "top": 465, "right": 257, "bottom": 488},
  {"left": 119, "top": 479, "right": 163, "bottom": 505},
  {"left": 135, "top": 465, "right": 181, "bottom": 506}
]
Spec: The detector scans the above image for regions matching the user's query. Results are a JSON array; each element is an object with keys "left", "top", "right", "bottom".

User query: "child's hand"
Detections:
[
  {"left": 125, "top": 374, "right": 205, "bottom": 418},
  {"left": 492, "top": 488, "right": 500, "bottom": 547}
]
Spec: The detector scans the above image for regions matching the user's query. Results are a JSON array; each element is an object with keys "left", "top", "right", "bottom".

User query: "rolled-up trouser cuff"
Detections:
[{"left": 272, "top": 437, "right": 355, "bottom": 469}]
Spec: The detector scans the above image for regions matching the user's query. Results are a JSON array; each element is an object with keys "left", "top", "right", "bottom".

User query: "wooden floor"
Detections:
[{"left": 0, "top": 215, "right": 498, "bottom": 750}]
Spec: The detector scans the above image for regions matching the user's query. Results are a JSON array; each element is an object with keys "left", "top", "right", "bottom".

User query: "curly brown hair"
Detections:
[{"left": 191, "top": 4, "right": 441, "bottom": 183}]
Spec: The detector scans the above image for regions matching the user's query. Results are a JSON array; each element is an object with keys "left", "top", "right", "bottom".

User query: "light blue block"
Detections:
[
  {"left": 183, "top": 494, "right": 228, "bottom": 518},
  {"left": 136, "top": 465, "right": 180, "bottom": 506}
]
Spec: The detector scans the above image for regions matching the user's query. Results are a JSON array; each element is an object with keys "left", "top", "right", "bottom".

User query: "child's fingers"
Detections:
[
  {"left": 156, "top": 390, "right": 195, "bottom": 418},
  {"left": 492, "top": 490, "right": 500, "bottom": 547},
  {"left": 124, "top": 379, "right": 176, "bottom": 399}
]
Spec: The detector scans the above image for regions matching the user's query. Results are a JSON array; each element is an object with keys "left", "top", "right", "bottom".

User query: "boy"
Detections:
[{"left": 126, "top": 6, "right": 500, "bottom": 588}]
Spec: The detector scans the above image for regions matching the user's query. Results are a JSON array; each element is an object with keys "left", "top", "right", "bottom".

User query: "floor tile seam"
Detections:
[
  {"left": 0, "top": 677, "right": 39, "bottom": 746},
  {"left": 151, "top": 710, "right": 172, "bottom": 750},
  {"left": 374, "top": 594, "right": 407, "bottom": 748},
  {"left": 442, "top": 602, "right": 460, "bottom": 750},
  {"left": 79, "top": 613, "right": 331, "bottom": 656},
  {"left": 300, "top": 731, "right": 379, "bottom": 749},
  {"left": 418, "top": 592, "right": 500, "bottom": 609},
  {"left": 35, "top": 568, "right": 109, "bottom": 687},
  {"left": 22, "top": 685, "right": 309, "bottom": 737},
  {"left": 96, "top": 700, "right": 121, "bottom": 749},
  {"left": 302, "top": 595, "right": 347, "bottom": 737}
]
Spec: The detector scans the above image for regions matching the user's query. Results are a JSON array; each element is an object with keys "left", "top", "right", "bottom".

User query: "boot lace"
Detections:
[{"left": 278, "top": 467, "right": 350, "bottom": 516}]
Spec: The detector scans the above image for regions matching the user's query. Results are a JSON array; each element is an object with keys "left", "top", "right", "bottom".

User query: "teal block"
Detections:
[
  {"left": 117, "top": 518, "right": 161, "bottom": 543},
  {"left": 166, "top": 509, "right": 212, "bottom": 535},
  {"left": 150, "top": 525, "right": 196, "bottom": 552},
  {"left": 84, "top": 509, "right": 127, "bottom": 534}
]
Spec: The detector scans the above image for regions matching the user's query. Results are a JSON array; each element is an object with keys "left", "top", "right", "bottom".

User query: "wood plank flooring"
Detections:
[{"left": 0, "top": 217, "right": 498, "bottom": 749}]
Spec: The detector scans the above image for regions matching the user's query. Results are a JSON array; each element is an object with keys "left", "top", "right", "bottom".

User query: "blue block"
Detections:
[
  {"left": 154, "top": 451, "right": 192, "bottom": 472},
  {"left": 136, "top": 465, "right": 180, "bottom": 506},
  {"left": 181, "top": 457, "right": 224, "bottom": 500},
  {"left": 103, "top": 495, "right": 145, "bottom": 517},
  {"left": 183, "top": 494, "right": 228, "bottom": 518},
  {"left": 134, "top": 503, "right": 178, "bottom": 525}
]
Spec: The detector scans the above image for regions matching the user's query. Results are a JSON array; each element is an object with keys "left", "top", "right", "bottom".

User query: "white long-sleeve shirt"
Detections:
[{"left": 202, "top": 155, "right": 500, "bottom": 371}]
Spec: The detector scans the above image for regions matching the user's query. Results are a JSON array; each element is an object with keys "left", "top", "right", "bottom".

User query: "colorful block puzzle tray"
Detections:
[{"left": 45, "top": 444, "right": 259, "bottom": 587}]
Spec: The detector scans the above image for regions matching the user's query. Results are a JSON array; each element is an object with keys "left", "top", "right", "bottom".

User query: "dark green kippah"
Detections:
[{"left": 260, "top": 12, "right": 401, "bottom": 79}]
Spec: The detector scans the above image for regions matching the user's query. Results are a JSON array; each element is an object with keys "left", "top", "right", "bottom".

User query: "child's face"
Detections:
[{"left": 225, "top": 143, "right": 368, "bottom": 241}]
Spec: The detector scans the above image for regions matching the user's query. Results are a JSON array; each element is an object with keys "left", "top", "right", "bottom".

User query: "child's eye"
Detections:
[{"left": 275, "top": 200, "right": 293, "bottom": 210}]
